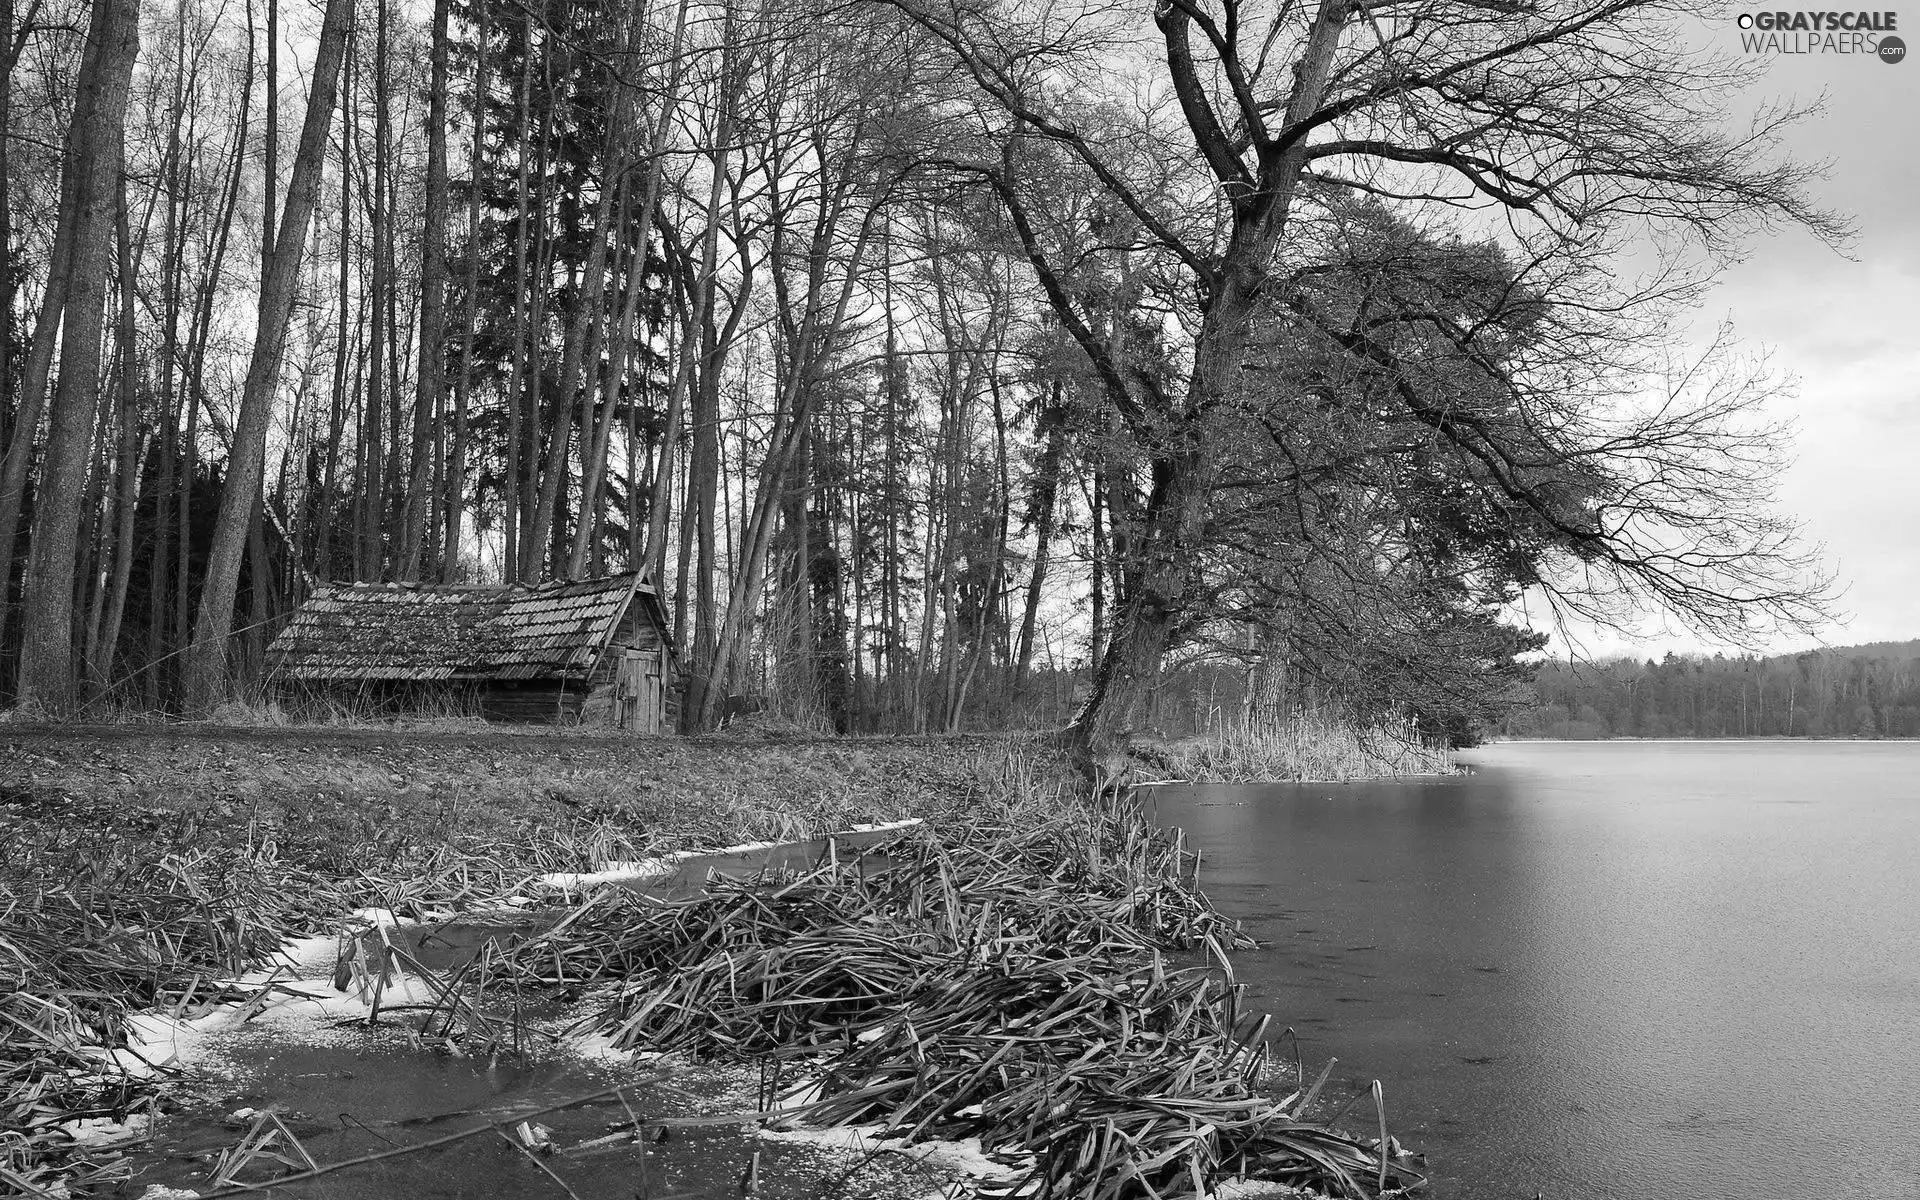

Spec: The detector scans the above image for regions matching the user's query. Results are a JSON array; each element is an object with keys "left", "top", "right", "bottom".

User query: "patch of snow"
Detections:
[
  {"left": 846, "top": 819, "right": 924, "bottom": 834},
  {"left": 910, "top": 1135, "right": 1030, "bottom": 1182},
  {"left": 254, "top": 932, "right": 341, "bottom": 977},
  {"left": 758, "top": 1124, "right": 1029, "bottom": 1185},
  {"left": 1207, "top": 1180, "right": 1307, "bottom": 1199},
  {"left": 536, "top": 822, "right": 925, "bottom": 890},
  {"left": 137, "top": 1187, "right": 204, "bottom": 1199},
  {"left": 105, "top": 913, "right": 464, "bottom": 1071},
  {"left": 346, "top": 906, "right": 439, "bottom": 928},
  {"left": 109, "top": 1008, "right": 242, "bottom": 1075},
  {"left": 759, "top": 1122, "right": 897, "bottom": 1152},
  {"left": 563, "top": 1030, "right": 674, "bottom": 1067},
  {"left": 58, "top": 1113, "right": 152, "bottom": 1147},
  {"left": 538, "top": 854, "right": 688, "bottom": 889}
]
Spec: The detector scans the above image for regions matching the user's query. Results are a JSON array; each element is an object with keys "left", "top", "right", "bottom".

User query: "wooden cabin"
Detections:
[{"left": 266, "top": 572, "right": 677, "bottom": 731}]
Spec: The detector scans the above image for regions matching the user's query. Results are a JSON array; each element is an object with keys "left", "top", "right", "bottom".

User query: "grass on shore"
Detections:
[{"left": 1154, "top": 713, "right": 1456, "bottom": 784}]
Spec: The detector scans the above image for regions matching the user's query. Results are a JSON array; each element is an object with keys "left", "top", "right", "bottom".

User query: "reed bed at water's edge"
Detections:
[
  {"left": 1152, "top": 713, "right": 1457, "bottom": 784},
  {"left": 459, "top": 790, "right": 1424, "bottom": 1198},
  {"left": 1, "top": 737, "right": 1423, "bottom": 1198}
]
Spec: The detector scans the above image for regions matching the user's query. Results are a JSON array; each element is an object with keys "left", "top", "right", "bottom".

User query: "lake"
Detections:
[{"left": 1146, "top": 741, "right": 1920, "bottom": 1199}]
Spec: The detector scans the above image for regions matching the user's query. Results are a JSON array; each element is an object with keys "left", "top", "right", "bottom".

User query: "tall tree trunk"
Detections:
[
  {"left": 1245, "top": 620, "right": 1290, "bottom": 731},
  {"left": 174, "top": 104, "right": 207, "bottom": 670},
  {"left": 695, "top": 202, "right": 880, "bottom": 732},
  {"left": 183, "top": 0, "right": 353, "bottom": 712},
  {"left": 0, "top": 0, "right": 34, "bottom": 551},
  {"left": 15, "top": 0, "right": 139, "bottom": 712},
  {"left": 502, "top": 37, "right": 532, "bottom": 581},
  {"left": 569, "top": 0, "right": 690, "bottom": 577},
  {"left": 398, "top": 0, "right": 450, "bottom": 579},
  {"left": 516, "top": 46, "right": 558, "bottom": 581},
  {"left": 0, "top": 0, "right": 16, "bottom": 455},
  {"left": 1012, "top": 382, "right": 1066, "bottom": 694},
  {"left": 659, "top": 99, "right": 736, "bottom": 721},
  {"left": 879, "top": 242, "right": 903, "bottom": 722},
  {"left": 1067, "top": 443, "right": 1212, "bottom": 768},
  {"left": 359, "top": 11, "right": 388, "bottom": 581},
  {"left": 1056, "top": 0, "right": 1345, "bottom": 770},
  {"left": 89, "top": 178, "right": 146, "bottom": 699},
  {"left": 535, "top": 124, "right": 624, "bottom": 579},
  {"left": 377, "top": 0, "right": 405, "bottom": 567},
  {"left": 78, "top": 380, "right": 113, "bottom": 697},
  {"left": 262, "top": 0, "right": 277, "bottom": 265},
  {"left": 1087, "top": 466, "right": 1106, "bottom": 676},
  {"left": 316, "top": 86, "right": 353, "bottom": 579},
  {"left": 0, "top": 0, "right": 72, "bottom": 671},
  {"left": 441, "top": 0, "right": 485, "bottom": 581}
]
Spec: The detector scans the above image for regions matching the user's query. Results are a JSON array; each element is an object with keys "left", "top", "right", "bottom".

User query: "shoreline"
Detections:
[
  {"left": 1482, "top": 735, "right": 1920, "bottom": 744},
  {"left": 0, "top": 727, "right": 1419, "bottom": 1199}
]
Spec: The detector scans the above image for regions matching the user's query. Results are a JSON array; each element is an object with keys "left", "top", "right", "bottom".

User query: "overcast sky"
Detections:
[{"left": 1547, "top": 17, "right": 1919, "bottom": 659}]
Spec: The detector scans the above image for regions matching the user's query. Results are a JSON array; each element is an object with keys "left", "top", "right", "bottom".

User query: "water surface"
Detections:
[{"left": 1148, "top": 741, "right": 1920, "bottom": 1199}]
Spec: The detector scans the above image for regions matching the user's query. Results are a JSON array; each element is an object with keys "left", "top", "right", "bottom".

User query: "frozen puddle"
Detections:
[
  {"left": 116, "top": 833, "right": 1008, "bottom": 1200},
  {"left": 121, "top": 913, "right": 975, "bottom": 1200},
  {"left": 128, "top": 1033, "right": 780, "bottom": 1199}
]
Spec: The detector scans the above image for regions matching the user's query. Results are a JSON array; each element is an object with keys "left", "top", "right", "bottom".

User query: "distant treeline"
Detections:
[{"left": 1505, "top": 641, "right": 1920, "bottom": 739}]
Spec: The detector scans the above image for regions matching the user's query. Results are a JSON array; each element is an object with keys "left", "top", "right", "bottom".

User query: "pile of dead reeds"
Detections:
[
  {"left": 0, "top": 806, "right": 641, "bottom": 1195},
  {"left": 475, "top": 809, "right": 1422, "bottom": 1198},
  {"left": 0, "top": 844, "right": 301, "bottom": 1196}
]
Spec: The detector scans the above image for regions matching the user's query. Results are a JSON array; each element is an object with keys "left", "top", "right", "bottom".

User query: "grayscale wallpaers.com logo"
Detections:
[{"left": 1735, "top": 11, "right": 1905, "bottom": 60}]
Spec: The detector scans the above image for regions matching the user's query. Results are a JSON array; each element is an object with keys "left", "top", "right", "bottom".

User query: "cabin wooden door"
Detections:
[{"left": 615, "top": 648, "right": 664, "bottom": 733}]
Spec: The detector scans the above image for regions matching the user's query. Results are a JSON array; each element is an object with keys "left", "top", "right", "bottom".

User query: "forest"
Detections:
[
  {"left": 1509, "top": 641, "right": 1920, "bottom": 741},
  {"left": 0, "top": 0, "right": 1845, "bottom": 752}
]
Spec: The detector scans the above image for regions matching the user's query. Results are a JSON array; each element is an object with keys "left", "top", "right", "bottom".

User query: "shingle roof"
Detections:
[{"left": 268, "top": 573, "right": 656, "bottom": 682}]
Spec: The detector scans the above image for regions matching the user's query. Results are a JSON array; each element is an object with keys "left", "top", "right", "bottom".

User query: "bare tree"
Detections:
[
  {"left": 13, "top": 0, "right": 139, "bottom": 712},
  {"left": 882, "top": 0, "right": 1843, "bottom": 766},
  {"left": 399, "top": 0, "right": 453, "bottom": 580},
  {"left": 183, "top": 0, "right": 354, "bottom": 711}
]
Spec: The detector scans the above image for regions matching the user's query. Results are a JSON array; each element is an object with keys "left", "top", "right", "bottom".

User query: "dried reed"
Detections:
[
  {"left": 1158, "top": 711, "right": 1456, "bottom": 783},
  {"left": 454, "top": 804, "right": 1422, "bottom": 1198}
]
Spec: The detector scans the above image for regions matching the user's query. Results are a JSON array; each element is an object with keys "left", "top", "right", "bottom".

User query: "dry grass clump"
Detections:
[
  {"left": 1158, "top": 713, "right": 1455, "bottom": 784},
  {"left": 0, "top": 839, "right": 318, "bottom": 1195},
  {"left": 464, "top": 791, "right": 1420, "bottom": 1199}
]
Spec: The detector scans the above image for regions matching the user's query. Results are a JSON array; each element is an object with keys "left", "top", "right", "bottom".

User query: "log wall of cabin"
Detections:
[{"left": 478, "top": 680, "right": 589, "bottom": 723}]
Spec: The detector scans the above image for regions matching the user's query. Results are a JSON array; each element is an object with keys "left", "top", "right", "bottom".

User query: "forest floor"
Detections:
[{"left": 0, "top": 723, "right": 1027, "bottom": 865}]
